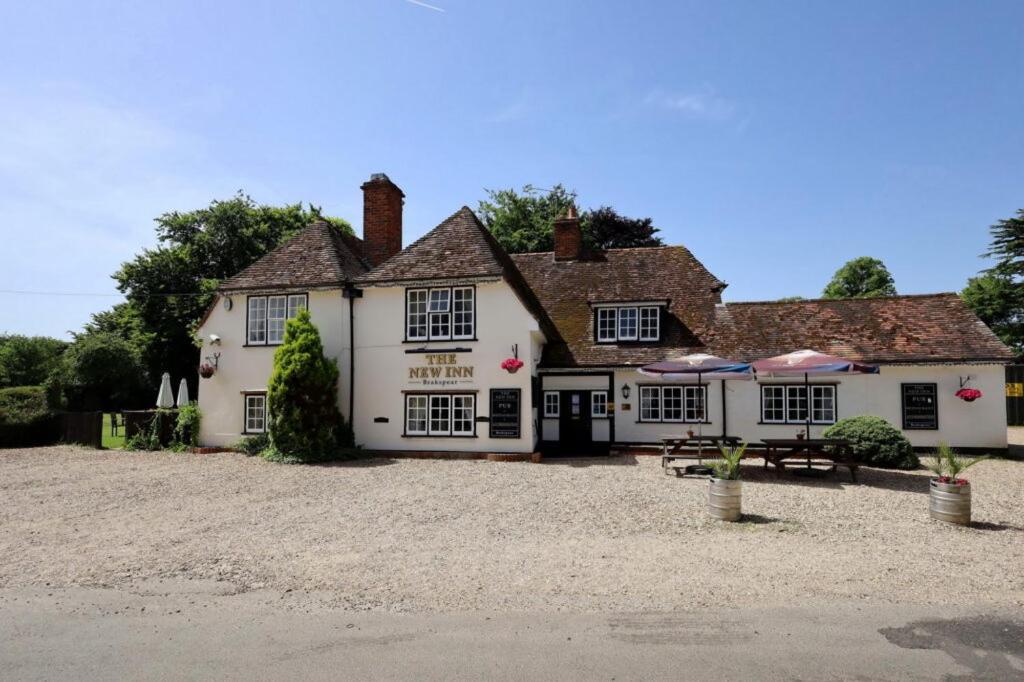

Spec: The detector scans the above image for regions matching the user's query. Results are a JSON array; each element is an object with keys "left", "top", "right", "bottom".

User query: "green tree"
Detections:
[
  {"left": 982, "top": 209, "right": 1024, "bottom": 278},
  {"left": 93, "top": 193, "right": 351, "bottom": 393},
  {"left": 822, "top": 257, "right": 897, "bottom": 299},
  {"left": 478, "top": 184, "right": 577, "bottom": 254},
  {"left": 266, "top": 309, "right": 343, "bottom": 462},
  {"left": 0, "top": 335, "right": 68, "bottom": 388},
  {"left": 477, "top": 185, "right": 665, "bottom": 254},
  {"left": 51, "top": 332, "right": 148, "bottom": 410},
  {"left": 582, "top": 206, "right": 664, "bottom": 251},
  {"left": 962, "top": 272, "right": 1024, "bottom": 354}
]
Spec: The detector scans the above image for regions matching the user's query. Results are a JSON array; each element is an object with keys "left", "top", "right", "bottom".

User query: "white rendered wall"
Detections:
[
  {"left": 351, "top": 279, "right": 543, "bottom": 453},
  {"left": 197, "top": 289, "right": 350, "bottom": 447},
  {"left": 611, "top": 364, "right": 1006, "bottom": 449}
]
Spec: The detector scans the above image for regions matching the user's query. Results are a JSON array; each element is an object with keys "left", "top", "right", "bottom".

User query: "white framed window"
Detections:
[
  {"left": 406, "top": 393, "right": 476, "bottom": 436},
  {"left": 684, "top": 385, "right": 706, "bottom": 422},
  {"left": 761, "top": 385, "right": 836, "bottom": 424},
  {"left": 597, "top": 308, "right": 617, "bottom": 342},
  {"left": 543, "top": 391, "right": 560, "bottom": 418},
  {"left": 591, "top": 391, "right": 608, "bottom": 418},
  {"left": 641, "top": 385, "right": 705, "bottom": 423},
  {"left": 662, "top": 386, "right": 683, "bottom": 421},
  {"left": 406, "top": 395, "right": 428, "bottom": 435},
  {"left": 811, "top": 386, "right": 836, "bottom": 424},
  {"left": 761, "top": 385, "right": 786, "bottom": 423},
  {"left": 639, "top": 307, "right": 660, "bottom": 341},
  {"left": 407, "top": 287, "right": 474, "bottom": 341},
  {"left": 617, "top": 307, "right": 638, "bottom": 340},
  {"left": 429, "top": 394, "right": 451, "bottom": 435},
  {"left": 452, "top": 395, "right": 475, "bottom": 435},
  {"left": 595, "top": 305, "right": 662, "bottom": 343},
  {"left": 407, "top": 289, "right": 428, "bottom": 340},
  {"left": 247, "top": 293, "right": 307, "bottom": 345},
  {"left": 452, "top": 287, "right": 474, "bottom": 339},
  {"left": 640, "top": 386, "right": 661, "bottom": 422},
  {"left": 244, "top": 394, "right": 266, "bottom": 433},
  {"left": 247, "top": 297, "right": 267, "bottom": 345}
]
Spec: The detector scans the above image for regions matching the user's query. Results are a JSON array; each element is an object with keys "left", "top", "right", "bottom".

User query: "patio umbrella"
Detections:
[
  {"left": 156, "top": 372, "right": 174, "bottom": 409},
  {"left": 638, "top": 353, "right": 754, "bottom": 450},
  {"left": 176, "top": 378, "right": 190, "bottom": 408},
  {"left": 752, "top": 349, "right": 879, "bottom": 438}
]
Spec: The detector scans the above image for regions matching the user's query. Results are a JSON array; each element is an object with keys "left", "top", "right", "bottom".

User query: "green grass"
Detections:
[{"left": 101, "top": 413, "right": 125, "bottom": 450}]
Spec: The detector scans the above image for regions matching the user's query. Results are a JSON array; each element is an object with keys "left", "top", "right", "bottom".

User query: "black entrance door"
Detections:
[{"left": 559, "top": 391, "right": 592, "bottom": 453}]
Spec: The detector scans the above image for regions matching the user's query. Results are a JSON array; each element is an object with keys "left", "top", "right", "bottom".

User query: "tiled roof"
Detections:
[
  {"left": 706, "top": 294, "right": 1014, "bottom": 364},
  {"left": 358, "top": 207, "right": 507, "bottom": 283},
  {"left": 511, "top": 246, "right": 727, "bottom": 367},
  {"left": 358, "top": 207, "right": 561, "bottom": 341},
  {"left": 218, "top": 221, "right": 370, "bottom": 292}
]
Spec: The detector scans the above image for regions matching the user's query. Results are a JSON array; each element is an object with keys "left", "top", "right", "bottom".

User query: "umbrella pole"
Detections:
[{"left": 721, "top": 378, "right": 727, "bottom": 439}]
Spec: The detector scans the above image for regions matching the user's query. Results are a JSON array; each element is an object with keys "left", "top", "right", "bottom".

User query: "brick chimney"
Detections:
[
  {"left": 553, "top": 205, "right": 582, "bottom": 261},
  {"left": 361, "top": 173, "right": 404, "bottom": 266}
]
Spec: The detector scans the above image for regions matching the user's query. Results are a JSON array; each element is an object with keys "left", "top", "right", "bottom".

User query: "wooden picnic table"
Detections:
[
  {"left": 661, "top": 435, "right": 742, "bottom": 476},
  {"left": 761, "top": 438, "right": 859, "bottom": 482}
]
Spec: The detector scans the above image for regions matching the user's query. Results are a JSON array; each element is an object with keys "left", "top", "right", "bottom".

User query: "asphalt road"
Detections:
[{"left": 1, "top": 585, "right": 1022, "bottom": 681}]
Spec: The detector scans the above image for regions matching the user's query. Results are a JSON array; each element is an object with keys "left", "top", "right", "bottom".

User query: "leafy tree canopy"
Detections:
[
  {"left": 822, "top": 256, "right": 897, "bottom": 299},
  {"left": 0, "top": 335, "right": 68, "bottom": 388},
  {"left": 477, "top": 185, "right": 665, "bottom": 254},
  {"left": 91, "top": 193, "right": 351, "bottom": 395},
  {"left": 266, "top": 309, "right": 343, "bottom": 462},
  {"left": 962, "top": 272, "right": 1024, "bottom": 354},
  {"left": 983, "top": 209, "right": 1024, "bottom": 278},
  {"left": 51, "top": 332, "right": 148, "bottom": 410}
]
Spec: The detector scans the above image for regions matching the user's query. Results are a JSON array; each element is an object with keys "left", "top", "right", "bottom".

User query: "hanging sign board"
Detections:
[{"left": 489, "top": 388, "right": 521, "bottom": 439}]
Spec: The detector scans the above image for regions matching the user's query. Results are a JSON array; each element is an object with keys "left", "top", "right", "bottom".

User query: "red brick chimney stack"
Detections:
[
  {"left": 361, "top": 173, "right": 405, "bottom": 266},
  {"left": 553, "top": 204, "right": 582, "bottom": 261}
]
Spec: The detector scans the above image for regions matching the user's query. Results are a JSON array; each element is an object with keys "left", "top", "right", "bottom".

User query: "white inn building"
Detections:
[{"left": 196, "top": 174, "right": 1013, "bottom": 455}]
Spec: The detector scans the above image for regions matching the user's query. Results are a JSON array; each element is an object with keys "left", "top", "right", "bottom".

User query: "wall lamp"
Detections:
[{"left": 621, "top": 384, "right": 631, "bottom": 400}]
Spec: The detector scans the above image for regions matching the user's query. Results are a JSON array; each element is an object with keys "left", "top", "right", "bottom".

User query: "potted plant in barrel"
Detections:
[
  {"left": 925, "top": 442, "right": 987, "bottom": 525},
  {"left": 708, "top": 442, "right": 747, "bottom": 522}
]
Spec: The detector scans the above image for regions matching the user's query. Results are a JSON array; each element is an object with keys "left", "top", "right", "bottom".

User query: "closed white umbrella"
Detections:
[
  {"left": 156, "top": 372, "right": 174, "bottom": 409},
  {"left": 176, "top": 378, "right": 190, "bottom": 407}
]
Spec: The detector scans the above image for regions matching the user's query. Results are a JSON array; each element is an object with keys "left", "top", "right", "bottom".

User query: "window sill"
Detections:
[
  {"left": 401, "top": 434, "right": 479, "bottom": 439},
  {"left": 243, "top": 343, "right": 283, "bottom": 348},
  {"left": 636, "top": 420, "right": 711, "bottom": 425},
  {"left": 403, "top": 338, "right": 478, "bottom": 344},
  {"left": 757, "top": 421, "right": 836, "bottom": 426}
]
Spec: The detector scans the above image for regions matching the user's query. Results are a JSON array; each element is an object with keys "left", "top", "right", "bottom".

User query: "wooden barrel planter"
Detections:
[
  {"left": 708, "top": 479, "right": 742, "bottom": 522},
  {"left": 929, "top": 479, "right": 971, "bottom": 525}
]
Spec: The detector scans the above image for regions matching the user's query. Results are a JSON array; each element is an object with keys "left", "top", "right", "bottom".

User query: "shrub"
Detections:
[
  {"left": 234, "top": 433, "right": 270, "bottom": 456},
  {"left": 173, "top": 403, "right": 202, "bottom": 447},
  {"left": 124, "top": 409, "right": 177, "bottom": 451},
  {"left": 823, "top": 415, "right": 919, "bottom": 469},
  {"left": 0, "top": 386, "right": 58, "bottom": 447},
  {"left": 266, "top": 309, "right": 342, "bottom": 462}
]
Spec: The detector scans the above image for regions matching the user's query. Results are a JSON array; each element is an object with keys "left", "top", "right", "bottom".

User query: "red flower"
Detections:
[
  {"left": 955, "top": 388, "right": 982, "bottom": 402},
  {"left": 500, "top": 358, "right": 524, "bottom": 373}
]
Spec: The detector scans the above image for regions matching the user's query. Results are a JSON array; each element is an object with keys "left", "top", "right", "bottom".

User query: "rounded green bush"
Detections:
[{"left": 823, "top": 415, "right": 919, "bottom": 469}]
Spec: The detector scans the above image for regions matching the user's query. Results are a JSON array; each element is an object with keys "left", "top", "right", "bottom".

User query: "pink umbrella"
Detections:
[{"left": 752, "top": 349, "right": 878, "bottom": 437}]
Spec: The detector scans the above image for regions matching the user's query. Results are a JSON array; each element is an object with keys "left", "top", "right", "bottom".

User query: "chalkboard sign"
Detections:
[
  {"left": 489, "top": 388, "right": 521, "bottom": 439},
  {"left": 902, "top": 383, "right": 938, "bottom": 430}
]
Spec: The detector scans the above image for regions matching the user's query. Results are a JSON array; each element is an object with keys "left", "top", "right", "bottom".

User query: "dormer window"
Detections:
[{"left": 594, "top": 304, "right": 661, "bottom": 343}]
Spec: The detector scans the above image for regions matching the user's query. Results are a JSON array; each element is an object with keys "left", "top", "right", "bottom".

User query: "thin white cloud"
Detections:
[
  {"left": 404, "top": 0, "right": 445, "bottom": 12},
  {"left": 644, "top": 87, "right": 736, "bottom": 120}
]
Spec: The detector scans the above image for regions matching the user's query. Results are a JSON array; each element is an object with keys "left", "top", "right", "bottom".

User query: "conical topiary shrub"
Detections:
[{"left": 266, "top": 308, "right": 340, "bottom": 462}]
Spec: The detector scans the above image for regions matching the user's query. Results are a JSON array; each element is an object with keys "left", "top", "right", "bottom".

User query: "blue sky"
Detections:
[{"left": 1, "top": 0, "right": 1022, "bottom": 339}]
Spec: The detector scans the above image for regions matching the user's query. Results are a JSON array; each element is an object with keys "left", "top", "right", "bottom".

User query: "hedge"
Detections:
[
  {"left": 823, "top": 415, "right": 919, "bottom": 470},
  {"left": 0, "top": 386, "right": 58, "bottom": 447}
]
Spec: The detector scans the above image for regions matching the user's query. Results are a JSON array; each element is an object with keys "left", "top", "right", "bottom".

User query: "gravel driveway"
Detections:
[{"left": 1, "top": 446, "right": 1021, "bottom": 613}]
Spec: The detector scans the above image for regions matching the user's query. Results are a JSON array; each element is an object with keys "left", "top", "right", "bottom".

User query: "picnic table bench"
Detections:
[
  {"left": 661, "top": 436, "right": 741, "bottom": 476},
  {"left": 761, "top": 438, "right": 859, "bottom": 482}
]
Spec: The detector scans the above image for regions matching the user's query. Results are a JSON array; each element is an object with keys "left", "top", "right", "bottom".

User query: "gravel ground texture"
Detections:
[{"left": 1, "top": 446, "right": 1021, "bottom": 613}]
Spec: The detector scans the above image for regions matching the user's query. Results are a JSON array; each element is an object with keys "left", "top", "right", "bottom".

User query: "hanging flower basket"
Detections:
[
  {"left": 500, "top": 357, "right": 524, "bottom": 374},
  {"left": 955, "top": 388, "right": 982, "bottom": 402},
  {"left": 198, "top": 363, "right": 216, "bottom": 379}
]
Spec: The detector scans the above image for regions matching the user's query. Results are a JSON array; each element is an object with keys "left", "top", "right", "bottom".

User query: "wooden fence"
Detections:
[{"left": 57, "top": 411, "right": 103, "bottom": 449}]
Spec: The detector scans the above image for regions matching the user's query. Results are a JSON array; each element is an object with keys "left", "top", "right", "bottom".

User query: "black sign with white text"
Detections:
[
  {"left": 902, "top": 383, "right": 938, "bottom": 430},
  {"left": 489, "top": 388, "right": 521, "bottom": 439}
]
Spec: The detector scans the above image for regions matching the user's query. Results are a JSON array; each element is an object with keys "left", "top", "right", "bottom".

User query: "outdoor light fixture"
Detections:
[
  {"left": 208, "top": 334, "right": 221, "bottom": 346},
  {"left": 621, "top": 384, "right": 631, "bottom": 399}
]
